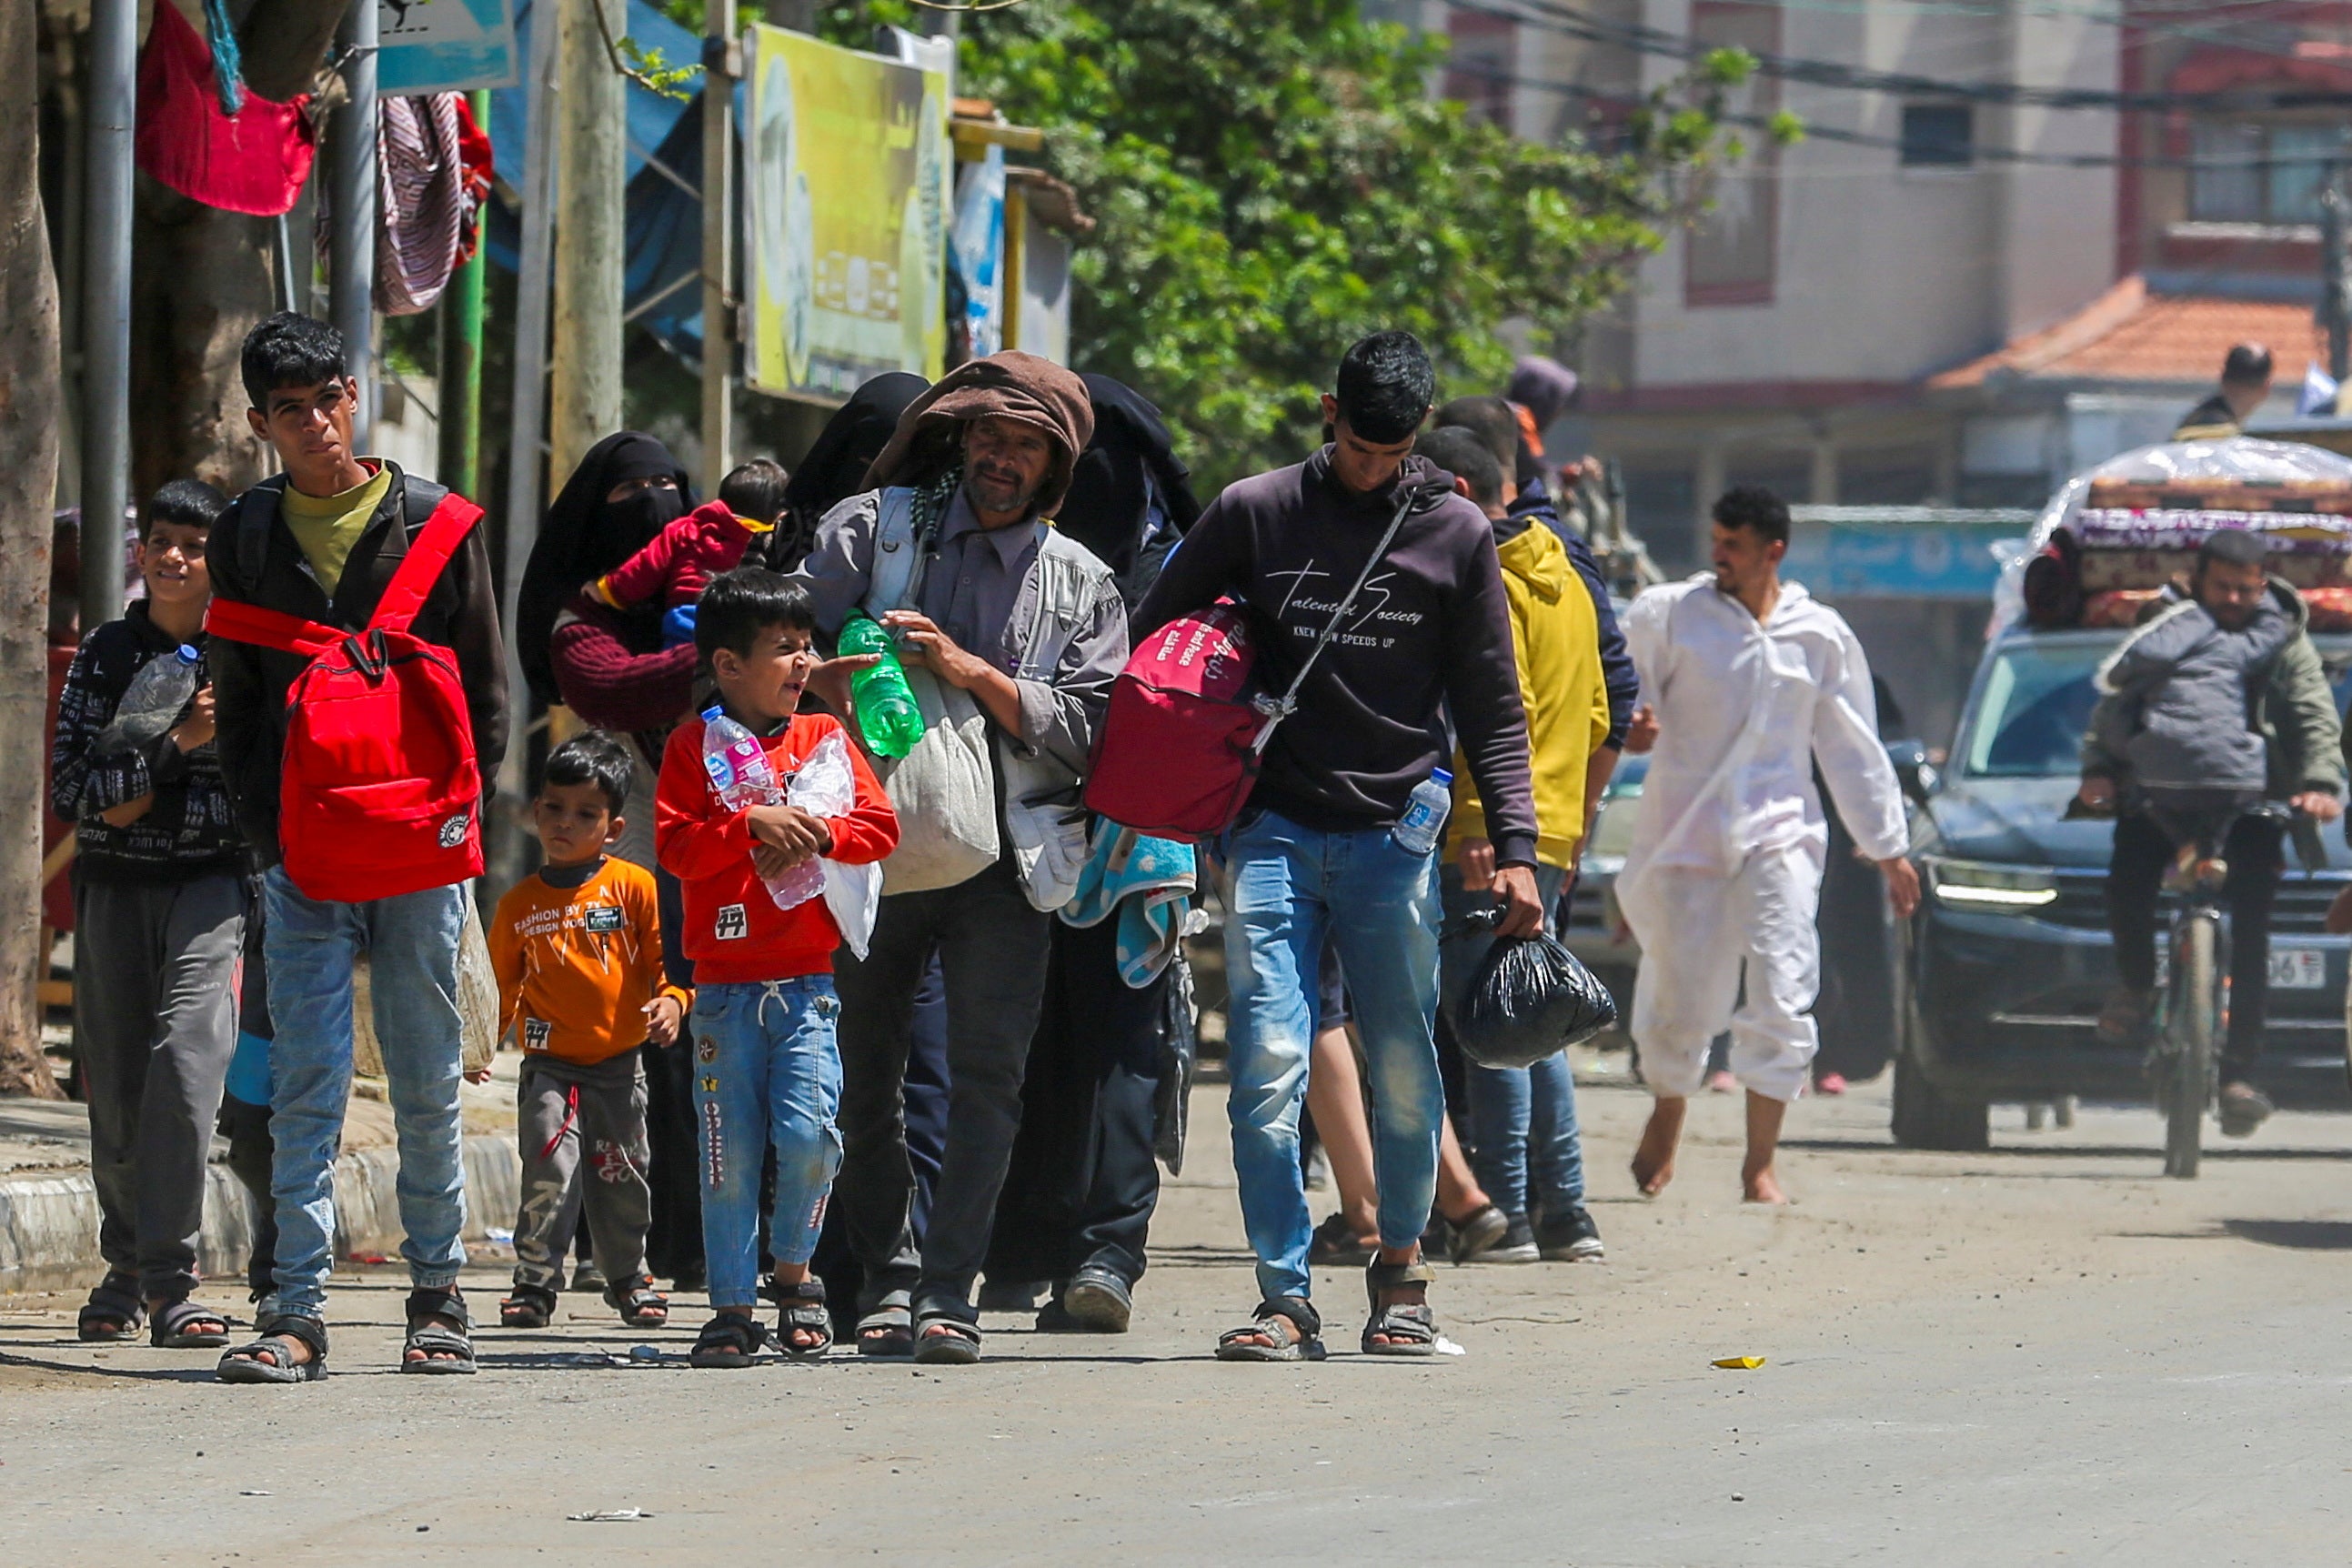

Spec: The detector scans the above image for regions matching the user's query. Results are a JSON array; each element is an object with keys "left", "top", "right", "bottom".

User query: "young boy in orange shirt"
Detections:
[
  {"left": 657, "top": 568, "right": 898, "bottom": 1366},
  {"left": 490, "top": 732, "right": 690, "bottom": 1332}
]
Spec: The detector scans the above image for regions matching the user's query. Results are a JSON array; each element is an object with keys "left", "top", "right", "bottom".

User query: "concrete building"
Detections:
[{"left": 1372, "top": 2, "right": 2345, "bottom": 573}]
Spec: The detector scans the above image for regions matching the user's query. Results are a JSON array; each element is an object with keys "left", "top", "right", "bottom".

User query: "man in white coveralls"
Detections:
[{"left": 1618, "top": 486, "right": 1920, "bottom": 1203}]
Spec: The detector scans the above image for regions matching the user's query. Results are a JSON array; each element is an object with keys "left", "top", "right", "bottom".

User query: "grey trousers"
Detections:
[
  {"left": 72, "top": 871, "right": 246, "bottom": 1300},
  {"left": 511, "top": 1052, "right": 652, "bottom": 1292},
  {"left": 834, "top": 857, "right": 1053, "bottom": 1316}
]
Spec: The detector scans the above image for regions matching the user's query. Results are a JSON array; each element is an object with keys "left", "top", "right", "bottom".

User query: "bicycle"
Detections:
[{"left": 2149, "top": 799, "right": 2308, "bottom": 1180}]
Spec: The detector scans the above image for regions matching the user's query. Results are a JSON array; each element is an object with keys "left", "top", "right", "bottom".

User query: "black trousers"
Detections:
[
  {"left": 834, "top": 859, "right": 1053, "bottom": 1315},
  {"left": 2107, "top": 808, "right": 2283, "bottom": 1083},
  {"left": 987, "top": 918, "right": 1170, "bottom": 1290}
]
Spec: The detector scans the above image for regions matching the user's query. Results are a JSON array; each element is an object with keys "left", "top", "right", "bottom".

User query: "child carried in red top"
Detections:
[
  {"left": 653, "top": 566, "right": 896, "bottom": 1364},
  {"left": 592, "top": 460, "right": 788, "bottom": 648}
]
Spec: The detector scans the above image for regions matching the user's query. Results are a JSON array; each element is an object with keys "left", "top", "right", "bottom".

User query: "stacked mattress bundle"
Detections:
[{"left": 2028, "top": 476, "right": 2352, "bottom": 630}]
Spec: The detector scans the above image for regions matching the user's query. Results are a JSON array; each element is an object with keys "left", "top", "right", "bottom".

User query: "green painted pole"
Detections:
[{"left": 437, "top": 87, "right": 492, "bottom": 498}]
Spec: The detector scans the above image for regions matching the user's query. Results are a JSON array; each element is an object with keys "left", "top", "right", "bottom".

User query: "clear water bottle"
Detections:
[
  {"left": 1392, "top": 767, "right": 1453, "bottom": 858},
  {"left": 836, "top": 614, "right": 928, "bottom": 759},
  {"left": 699, "top": 707, "right": 823, "bottom": 910},
  {"left": 98, "top": 644, "right": 202, "bottom": 756}
]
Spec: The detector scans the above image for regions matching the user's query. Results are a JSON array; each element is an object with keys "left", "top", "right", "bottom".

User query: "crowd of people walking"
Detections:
[{"left": 52, "top": 309, "right": 1919, "bottom": 1377}]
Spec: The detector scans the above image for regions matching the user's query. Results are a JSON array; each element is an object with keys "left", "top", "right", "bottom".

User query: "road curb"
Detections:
[{"left": 0, "top": 1134, "right": 521, "bottom": 1291}]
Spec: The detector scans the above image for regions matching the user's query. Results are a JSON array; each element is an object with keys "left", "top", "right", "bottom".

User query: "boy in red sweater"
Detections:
[
  {"left": 656, "top": 568, "right": 898, "bottom": 1365},
  {"left": 590, "top": 458, "right": 788, "bottom": 647}
]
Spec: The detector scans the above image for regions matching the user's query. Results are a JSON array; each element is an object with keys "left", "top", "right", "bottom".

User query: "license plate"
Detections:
[{"left": 2270, "top": 949, "right": 2328, "bottom": 990}]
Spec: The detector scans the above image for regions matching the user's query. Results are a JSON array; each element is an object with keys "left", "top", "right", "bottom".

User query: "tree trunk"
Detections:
[
  {"left": 0, "top": 1, "right": 65, "bottom": 1099},
  {"left": 128, "top": 0, "right": 350, "bottom": 497}
]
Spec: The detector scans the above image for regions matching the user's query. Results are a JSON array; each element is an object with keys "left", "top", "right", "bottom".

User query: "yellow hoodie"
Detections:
[{"left": 1448, "top": 519, "right": 1612, "bottom": 871}]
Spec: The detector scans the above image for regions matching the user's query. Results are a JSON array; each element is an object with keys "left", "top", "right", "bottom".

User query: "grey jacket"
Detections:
[{"left": 2084, "top": 579, "right": 2347, "bottom": 800}]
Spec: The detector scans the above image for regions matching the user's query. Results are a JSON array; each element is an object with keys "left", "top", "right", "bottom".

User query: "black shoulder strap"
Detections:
[
  {"left": 398, "top": 471, "right": 451, "bottom": 538},
  {"left": 234, "top": 479, "right": 286, "bottom": 588}
]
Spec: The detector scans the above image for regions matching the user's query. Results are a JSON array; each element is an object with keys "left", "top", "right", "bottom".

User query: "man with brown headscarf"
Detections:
[{"left": 789, "top": 352, "right": 1130, "bottom": 1365}]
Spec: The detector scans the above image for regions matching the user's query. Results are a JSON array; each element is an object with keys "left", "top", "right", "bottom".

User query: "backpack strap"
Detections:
[
  {"left": 860, "top": 487, "right": 925, "bottom": 619},
  {"left": 205, "top": 598, "right": 343, "bottom": 658},
  {"left": 368, "top": 487, "right": 484, "bottom": 636}
]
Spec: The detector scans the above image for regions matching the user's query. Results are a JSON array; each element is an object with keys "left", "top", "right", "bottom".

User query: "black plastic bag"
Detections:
[
  {"left": 1447, "top": 906, "right": 1620, "bottom": 1070},
  {"left": 1153, "top": 952, "right": 1198, "bottom": 1175}
]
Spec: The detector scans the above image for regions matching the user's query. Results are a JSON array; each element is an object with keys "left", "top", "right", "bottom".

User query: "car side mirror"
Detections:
[{"left": 1885, "top": 739, "right": 1938, "bottom": 806}]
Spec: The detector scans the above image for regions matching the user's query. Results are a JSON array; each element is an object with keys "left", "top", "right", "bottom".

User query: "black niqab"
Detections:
[
  {"left": 1057, "top": 374, "right": 1201, "bottom": 610},
  {"left": 762, "top": 373, "right": 930, "bottom": 572},
  {"left": 518, "top": 431, "right": 693, "bottom": 706}
]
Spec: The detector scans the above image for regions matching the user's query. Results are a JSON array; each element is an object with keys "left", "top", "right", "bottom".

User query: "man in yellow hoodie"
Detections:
[{"left": 1418, "top": 427, "right": 1615, "bottom": 1264}]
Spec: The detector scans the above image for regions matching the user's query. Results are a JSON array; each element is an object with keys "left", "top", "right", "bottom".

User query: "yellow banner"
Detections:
[{"left": 744, "top": 26, "right": 950, "bottom": 399}]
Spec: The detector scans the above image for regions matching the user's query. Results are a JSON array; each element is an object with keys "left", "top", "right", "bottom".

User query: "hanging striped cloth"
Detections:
[{"left": 375, "top": 94, "right": 467, "bottom": 317}]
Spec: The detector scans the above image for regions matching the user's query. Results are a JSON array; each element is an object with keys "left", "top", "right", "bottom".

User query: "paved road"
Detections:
[{"left": 7, "top": 1069, "right": 2352, "bottom": 1565}]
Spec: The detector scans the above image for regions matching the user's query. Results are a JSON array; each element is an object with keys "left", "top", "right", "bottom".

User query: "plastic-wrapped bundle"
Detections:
[{"left": 1446, "top": 906, "right": 1620, "bottom": 1070}]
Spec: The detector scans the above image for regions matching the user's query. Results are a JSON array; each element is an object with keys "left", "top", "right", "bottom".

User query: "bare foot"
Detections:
[
  {"left": 1742, "top": 1162, "right": 1787, "bottom": 1204},
  {"left": 1633, "top": 1099, "right": 1687, "bottom": 1197}
]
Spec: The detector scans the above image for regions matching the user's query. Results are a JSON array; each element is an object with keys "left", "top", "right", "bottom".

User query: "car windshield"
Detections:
[{"left": 1958, "top": 633, "right": 2352, "bottom": 779}]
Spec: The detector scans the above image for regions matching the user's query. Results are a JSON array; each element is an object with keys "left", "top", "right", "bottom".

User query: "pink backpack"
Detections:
[
  {"left": 1084, "top": 602, "right": 1261, "bottom": 843},
  {"left": 1086, "top": 476, "right": 1451, "bottom": 842}
]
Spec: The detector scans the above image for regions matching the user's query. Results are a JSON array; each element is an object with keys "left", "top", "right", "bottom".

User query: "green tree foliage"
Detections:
[{"left": 680, "top": 1, "right": 1747, "bottom": 488}]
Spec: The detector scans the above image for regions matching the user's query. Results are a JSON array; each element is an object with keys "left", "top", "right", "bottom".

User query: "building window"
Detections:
[
  {"left": 1900, "top": 105, "right": 1973, "bottom": 168},
  {"left": 2190, "top": 121, "right": 2347, "bottom": 225}
]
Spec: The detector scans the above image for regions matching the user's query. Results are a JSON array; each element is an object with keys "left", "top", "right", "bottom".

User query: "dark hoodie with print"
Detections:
[{"left": 1136, "top": 447, "right": 1540, "bottom": 867}]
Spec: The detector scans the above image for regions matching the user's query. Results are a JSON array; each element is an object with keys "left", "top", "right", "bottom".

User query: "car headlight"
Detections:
[{"left": 1925, "top": 859, "right": 2058, "bottom": 910}]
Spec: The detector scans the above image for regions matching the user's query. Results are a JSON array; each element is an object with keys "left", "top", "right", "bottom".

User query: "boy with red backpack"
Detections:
[{"left": 206, "top": 313, "right": 508, "bottom": 1383}]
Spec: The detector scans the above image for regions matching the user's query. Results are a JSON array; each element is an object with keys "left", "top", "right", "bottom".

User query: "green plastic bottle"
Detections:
[{"left": 838, "top": 614, "right": 929, "bottom": 759}]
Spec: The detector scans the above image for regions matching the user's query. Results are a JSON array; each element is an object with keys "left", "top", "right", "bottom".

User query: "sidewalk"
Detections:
[{"left": 0, "top": 1057, "right": 525, "bottom": 1290}]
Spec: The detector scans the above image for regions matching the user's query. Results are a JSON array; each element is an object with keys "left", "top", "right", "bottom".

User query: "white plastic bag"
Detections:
[{"left": 789, "top": 728, "right": 882, "bottom": 959}]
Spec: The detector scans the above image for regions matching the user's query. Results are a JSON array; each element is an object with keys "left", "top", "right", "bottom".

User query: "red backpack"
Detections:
[
  {"left": 1083, "top": 602, "right": 1261, "bottom": 842},
  {"left": 206, "top": 490, "right": 486, "bottom": 902}
]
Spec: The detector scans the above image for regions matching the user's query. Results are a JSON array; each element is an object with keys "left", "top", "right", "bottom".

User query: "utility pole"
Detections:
[
  {"left": 437, "top": 92, "right": 493, "bottom": 500},
  {"left": 79, "top": 0, "right": 135, "bottom": 635},
  {"left": 700, "top": 0, "right": 738, "bottom": 494},
  {"left": 328, "top": 0, "right": 378, "bottom": 451},
  {"left": 496, "top": 0, "right": 563, "bottom": 886},
  {"left": 549, "top": 0, "right": 625, "bottom": 488}
]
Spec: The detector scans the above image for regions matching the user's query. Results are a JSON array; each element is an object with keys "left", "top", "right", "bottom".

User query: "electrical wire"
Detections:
[{"left": 1451, "top": 0, "right": 2352, "bottom": 112}]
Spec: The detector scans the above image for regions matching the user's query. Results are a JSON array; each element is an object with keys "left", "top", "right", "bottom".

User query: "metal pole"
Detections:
[
  {"left": 2326, "top": 174, "right": 2352, "bottom": 387},
  {"left": 328, "top": 0, "right": 378, "bottom": 451},
  {"left": 699, "top": 2, "right": 738, "bottom": 495},
  {"left": 437, "top": 90, "right": 492, "bottom": 499},
  {"left": 78, "top": 0, "right": 136, "bottom": 635}
]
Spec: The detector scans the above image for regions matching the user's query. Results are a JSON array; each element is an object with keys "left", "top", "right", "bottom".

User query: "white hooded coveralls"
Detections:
[{"left": 1618, "top": 576, "right": 1909, "bottom": 1101}]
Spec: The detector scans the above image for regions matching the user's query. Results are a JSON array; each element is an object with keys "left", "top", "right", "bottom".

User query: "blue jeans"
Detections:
[
  {"left": 260, "top": 868, "right": 469, "bottom": 1319},
  {"left": 1222, "top": 808, "right": 1444, "bottom": 1304},
  {"left": 1442, "top": 865, "right": 1584, "bottom": 1218},
  {"left": 692, "top": 977, "right": 843, "bottom": 1310}
]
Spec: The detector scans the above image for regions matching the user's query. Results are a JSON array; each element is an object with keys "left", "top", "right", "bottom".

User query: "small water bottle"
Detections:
[
  {"left": 700, "top": 707, "right": 822, "bottom": 910},
  {"left": 1392, "top": 768, "right": 1453, "bottom": 858},
  {"left": 97, "top": 644, "right": 202, "bottom": 756}
]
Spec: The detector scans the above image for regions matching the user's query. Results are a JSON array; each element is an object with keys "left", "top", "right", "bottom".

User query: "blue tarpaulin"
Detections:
[{"left": 487, "top": 0, "right": 739, "bottom": 366}]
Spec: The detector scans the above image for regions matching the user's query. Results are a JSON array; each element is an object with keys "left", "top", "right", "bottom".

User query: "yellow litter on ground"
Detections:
[{"left": 1712, "top": 1356, "right": 1766, "bottom": 1369}]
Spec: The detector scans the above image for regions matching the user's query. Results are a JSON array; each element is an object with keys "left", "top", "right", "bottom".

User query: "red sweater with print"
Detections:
[
  {"left": 655, "top": 710, "right": 899, "bottom": 984},
  {"left": 593, "top": 499, "right": 762, "bottom": 613}
]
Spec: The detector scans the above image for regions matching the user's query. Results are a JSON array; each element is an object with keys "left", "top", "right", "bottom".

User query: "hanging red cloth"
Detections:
[
  {"left": 135, "top": 1, "right": 315, "bottom": 216},
  {"left": 454, "top": 94, "right": 494, "bottom": 265}
]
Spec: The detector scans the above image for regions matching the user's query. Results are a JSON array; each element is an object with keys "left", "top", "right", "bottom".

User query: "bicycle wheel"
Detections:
[{"left": 2163, "top": 915, "right": 2214, "bottom": 1180}]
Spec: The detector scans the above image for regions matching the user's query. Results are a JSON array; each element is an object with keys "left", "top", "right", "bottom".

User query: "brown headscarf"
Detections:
[{"left": 862, "top": 351, "right": 1096, "bottom": 518}]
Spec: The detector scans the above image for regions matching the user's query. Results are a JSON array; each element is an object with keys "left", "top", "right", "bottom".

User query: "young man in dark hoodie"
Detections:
[
  {"left": 207, "top": 313, "right": 509, "bottom": 1382},
  {"left": 1136, "top": 332, "right": 1543, "bottom": 1361}
]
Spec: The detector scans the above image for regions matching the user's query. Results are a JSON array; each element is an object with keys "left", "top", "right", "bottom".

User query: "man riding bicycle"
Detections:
[{"left": 2077, "top": 529, "right": 2346, "bottom": 1137}]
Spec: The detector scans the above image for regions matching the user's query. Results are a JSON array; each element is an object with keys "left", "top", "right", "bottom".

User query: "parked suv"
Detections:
[{"left": 1893, "top": 626, "right": 2352, "bottom": 1149}]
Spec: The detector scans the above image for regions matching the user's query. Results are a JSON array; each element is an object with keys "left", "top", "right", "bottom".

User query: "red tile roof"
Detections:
[{"left": 1926, "top": 275, "right": 2324, "bottom": 390}]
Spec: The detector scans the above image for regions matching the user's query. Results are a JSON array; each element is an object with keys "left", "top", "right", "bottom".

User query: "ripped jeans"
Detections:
[
  {"left": 689, "top": 977, "right": 843, "bottom": 1310},
  {"left": 1221, "top": 807, "right": 1445, "bottom": 1304}
]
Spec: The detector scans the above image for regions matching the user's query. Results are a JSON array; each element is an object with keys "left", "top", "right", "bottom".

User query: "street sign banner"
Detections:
[
  {"left": 744, "top": 25, "right": 950, "bottom": 400},
  {"left": 379, "top": 0, "right": 518, "bottom": 95}
]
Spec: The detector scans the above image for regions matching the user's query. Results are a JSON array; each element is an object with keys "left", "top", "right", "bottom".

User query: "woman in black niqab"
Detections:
[{"left": 518, "top": 431, "right": 694, "bottom": 706}]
